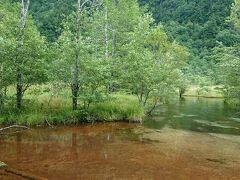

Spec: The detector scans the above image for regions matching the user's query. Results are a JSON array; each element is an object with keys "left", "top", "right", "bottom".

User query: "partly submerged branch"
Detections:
[
  {"left": 0, "top": 125, "right": 29, "bottom": 133},
  {"left": 6, "top": 168, "right": 47, "bottom": 180}
]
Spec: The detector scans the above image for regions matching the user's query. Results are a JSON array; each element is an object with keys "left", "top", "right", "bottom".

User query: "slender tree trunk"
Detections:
[
  {"left": 71, "top": 62, "right": 79, "bottom": 110},
  {"left": 179, "top": 87, "right": 185, "bottom": 99},
  {"left": 16, "top": 71, "right": 23, "bottom": 109},
  {"left": 104, "top": 7, "right": 109, "bottom": 59},
  {"left": 16, "top": 0, "right": 30, "bottom": 110},
  {"left": 143, "top": 90, "right": 150, "bottom": 106},
  {"left": 109, "top": 27, "right": 116, "bottom": 93},
  {"left": 0, "top": 65, "right": 4, "bottom": 109},
  {"left": 104, "top": 7, "right": 113, "bottom": 93},
  {"left": 112, "top": 28, "right": 115, "bottom": 58},
  {"left": 0, "top": 87, "right": 7, "bottom": 110},
  {"left": 71, "top": 0, "right": 81, "bottom": 111},
  {"left": 0, "top": 91, "right": 3, "bottom": 109},
  {"left": 71, "top": 0, "right": 101, "bottom": 110}
]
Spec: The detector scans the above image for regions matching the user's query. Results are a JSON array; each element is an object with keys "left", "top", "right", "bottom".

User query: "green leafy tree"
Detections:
[
  {"left": 214, "top": 0, "right": 240, "bottom": 102},
  {"left": 90, "top": 0, "right": 141, "bottom": 92},
  {"left": 122, "top": 15, "right": 188, "bottom": 113},
  {"left": 0, "top": 0, "right": 48, "bottom": 110},
  {"left": 54, "top": 0, "right": 104, "bottom": 110}
]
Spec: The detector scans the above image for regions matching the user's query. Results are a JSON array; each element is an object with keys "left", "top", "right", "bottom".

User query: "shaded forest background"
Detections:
[{"left": 27, "top": 0, "right": 240, "bottom": 83}]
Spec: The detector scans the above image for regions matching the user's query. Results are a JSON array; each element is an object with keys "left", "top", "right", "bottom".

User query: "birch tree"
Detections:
[
  {"left": 15, "top": 0, "right": 48, "bottom": 110},
  {"left": 55, "top": 0, "right": 103, "bottom": 110},
  {"left": 0, "top": 1, "right": 47, "bottom": 110},
  {"left": 16, "top": 0, "right": 30, "bottom": 109},
  {"left": 90, "top": 0, "right": 141, "bottom": 92}
]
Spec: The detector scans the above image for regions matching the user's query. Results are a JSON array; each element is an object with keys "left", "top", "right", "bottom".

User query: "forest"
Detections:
[
  {"left": 0, "top": 0, "right": 239, "bottom": 126},
  {"left": 0, "top": 0, "right": 240, "bottom": 179}
]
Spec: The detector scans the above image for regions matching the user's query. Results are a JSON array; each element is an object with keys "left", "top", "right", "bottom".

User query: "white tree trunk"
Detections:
[
  {"left": 71, "top": 0, "right": 102, "bottom": 110},
  {"left": 16, "top": 0, "right": 30, "bottom": 110},
  {"left": 104, "top": 7, "right": 109, "bottom": 59},
  {"left": 71, "top": 0, "right": 82, "bottom": 110}
]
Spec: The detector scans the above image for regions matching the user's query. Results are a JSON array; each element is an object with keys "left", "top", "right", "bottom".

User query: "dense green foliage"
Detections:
[
  {"left": 0, "top": 0, "right": 47, "bottom": 110},
  {"left": 0, "top": 0, "right": 239, "bottom": 126},
  {"left": 139, "top": 0, "right": 240, "bottom": 83},
  {"left": 28, "top": 0, "right": 76, "bottom": 42},
  {"left": 25, "top": 0, "right": 240, "bottom": 84},
  {"left": 0, "top": 0, "right": 188, "bottom": 126},
  {"left": 213, "top": 0, "right": 240, "bottom": 106},
  {"left": 230, "top": 0, "right": 240, "bottom": 29}
]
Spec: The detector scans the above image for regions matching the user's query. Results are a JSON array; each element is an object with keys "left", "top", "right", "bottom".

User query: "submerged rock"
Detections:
[{"left": 0, "top": 161, "right": 7, "bottom": 169}]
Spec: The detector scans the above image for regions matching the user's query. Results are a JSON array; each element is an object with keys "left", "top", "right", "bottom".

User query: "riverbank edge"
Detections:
[
  {"left": 0, "top": 112, "right": 144, "bottom": 127},
  {"left": 183, "top": 85, "right": 223, "bottom": 98},
  {"left": 182, "top": 95, "right": 224, "bottom": 98},
  {"left": 0, "top": 93, "right": 145, "bottom": 126}
]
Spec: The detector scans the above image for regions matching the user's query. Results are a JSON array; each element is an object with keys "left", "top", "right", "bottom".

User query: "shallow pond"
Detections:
[
  {"left": 144, "top": 97, "right": 240, "bottom": 135},
  {"left": 0, "top": 97, "right": 240, "bottom": 179}
]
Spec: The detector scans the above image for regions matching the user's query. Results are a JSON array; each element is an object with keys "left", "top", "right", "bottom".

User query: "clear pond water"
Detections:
[
  {"left": 144, "top": 97, "right": 240, "bottom": 135},
  {"left": 0, "top": 97, "right": 240, "bottom": 179}
]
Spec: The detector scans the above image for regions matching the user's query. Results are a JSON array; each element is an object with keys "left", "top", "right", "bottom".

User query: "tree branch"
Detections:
[{"left": 0, "top": 125, "right": 29, "bottom": 133}]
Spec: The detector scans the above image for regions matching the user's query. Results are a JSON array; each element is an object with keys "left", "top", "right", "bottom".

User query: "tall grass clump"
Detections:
[{"left": 89, "top": 93, "right": 144, "bottom": 122}]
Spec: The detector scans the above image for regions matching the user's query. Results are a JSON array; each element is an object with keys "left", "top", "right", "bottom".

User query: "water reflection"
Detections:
[
  {"left": 0, "top": 122, "right": 239, "bottom": 179},
  {"left": 16, "top": 133, "right": 22, "bottom": 161},
  {"left": 0, "top": 98, "right": 240, "bottom": 179},
  {"left": 143, "top": 97, "right": 240, "bottom": 135}
]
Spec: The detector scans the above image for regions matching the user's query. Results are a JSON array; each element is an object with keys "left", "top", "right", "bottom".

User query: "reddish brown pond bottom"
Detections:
[{"left": 0, "top": 123, "right": 240, "bottom": 180}]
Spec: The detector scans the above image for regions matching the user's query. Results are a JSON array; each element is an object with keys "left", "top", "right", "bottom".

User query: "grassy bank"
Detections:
[
  {"left": 183, "top": 86, "right": 240, "bottom": 108},
  {"left": 0, "top": 87, "right": 144, "bottom": 126},
  {"left": 183, "top": 85, "right": 223, "bottom": 98}
]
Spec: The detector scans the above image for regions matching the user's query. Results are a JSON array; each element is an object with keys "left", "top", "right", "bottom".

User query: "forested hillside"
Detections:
[
  {"left": 28, "top": 0, "right": 76, "bottom": 42},
  {"left": 25, "top": 0, "right": 240, "bottom": 83},
  {"left": 139, "top": 0, "right": 240, "bottom": 82}
]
